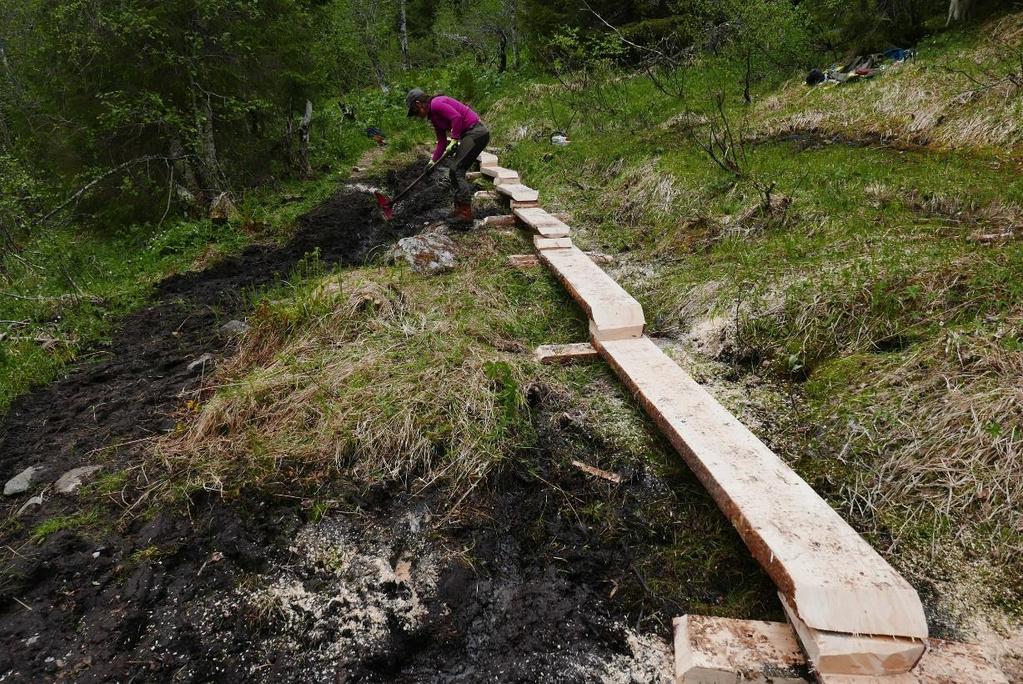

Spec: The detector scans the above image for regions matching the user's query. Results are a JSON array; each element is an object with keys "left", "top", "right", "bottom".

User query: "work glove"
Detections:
[
  {"left": 444, "top": 138, "right": 459, "bottom": 157},
  {"left": 426, "top": 158, "right": 437, "bottom": 170}
]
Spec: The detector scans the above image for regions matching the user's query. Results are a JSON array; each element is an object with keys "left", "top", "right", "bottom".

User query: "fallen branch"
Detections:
[
  {"left": 0, "top": 292, "right": 102, "bottom": 304},
  {"left": 39, "top": 155, "right": 190, "bottom": 225},
  {"left": 581, "top": 0, "right": 677, "bottom": 65}
]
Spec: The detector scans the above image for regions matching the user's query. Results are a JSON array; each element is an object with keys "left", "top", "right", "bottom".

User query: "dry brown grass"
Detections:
[
  {"left": 753, "top": 10, "right": 1023, "bottom": 152},
  {"left": 839, "top": 324, "right": 1023, "bottom": 552},
  {"left": 603, "top": 159, "right": 688, "bottom": 228},
  {"left": 865, "top": 184, "right": 1023, "bottom": 239},
  {"left": 151, "top": 259, "right": 541, "bottom": 504}
]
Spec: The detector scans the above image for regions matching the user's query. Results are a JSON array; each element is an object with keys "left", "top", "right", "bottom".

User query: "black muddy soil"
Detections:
[{"left": 0, "top": 161, "right": 770, "bottom": 683}]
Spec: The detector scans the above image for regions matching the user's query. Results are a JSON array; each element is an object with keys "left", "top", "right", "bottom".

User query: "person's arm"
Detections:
[{"left": 432, "top": 125, "right": 447, "bottom": 163}]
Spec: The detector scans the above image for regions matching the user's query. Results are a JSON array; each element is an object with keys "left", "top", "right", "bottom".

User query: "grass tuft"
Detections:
[{"left": 151, "top": 231, "right": 586, "bottom": 504}]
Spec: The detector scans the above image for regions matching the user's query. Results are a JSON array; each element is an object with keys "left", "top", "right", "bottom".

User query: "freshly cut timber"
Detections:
[
  {"left": 480, "top": 166, "right": 520, "bottom": 184},
  {"left": 674, "top": 615, "right": 1007, "bottom": 684},
  {"left": 673, "top": 615, "right": 809, "bottom": 684},
  {"left": 481, "top": 214, "right": 516, "bottom": 227},
  {"left": 592, "top": 335, "right": 928, "bottom": 645},
  {"left": 506, "top": 254, "right": 540, "bottom": 268},
  {"left": 539, "top": 246, "right": 645, "bottom": 341},
  {"left": 477, "top": 151, "right": 499, "bottom": 168},
  {"left": 534, "top": 342, "right": 599, "bottom": 365},
  {"left": 513, "top": 206, "right": 571, "bottom": 238},
  {"left": 780, "top": 593, "right": 924, "bottom": 677},
  {"left": 533, "top": 236, "right": 572, "bottom": 250},
  {"left": 495, "top": 183, "right": 538, "bottom": 203},
  {"left": 909, "top": 638, "right": 1009, "bottom": 684}
]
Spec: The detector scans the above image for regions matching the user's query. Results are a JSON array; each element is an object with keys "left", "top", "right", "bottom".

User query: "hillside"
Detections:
[{"left": 2, "top": 4, "right": 1023, "bottom": 683}]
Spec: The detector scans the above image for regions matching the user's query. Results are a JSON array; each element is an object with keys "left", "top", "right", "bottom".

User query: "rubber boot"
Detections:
[{"left": 447, "top": 201, "right": 474, "bottom": 226}]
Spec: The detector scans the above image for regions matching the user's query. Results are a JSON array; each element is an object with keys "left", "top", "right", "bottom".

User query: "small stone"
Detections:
[
  {"left": 219, "top": 320, "right": 250, "bottom": 336},
  {"left": 4, "top": 466, "right": 41, "bottom": 496},
  {"left": 55, "top": 465, "right": 103, "bottom": 495},
  {"left": 187, "top": 353, "right": 215, "bottom": 373},
  {"left": 25, "top": 635, "right": 39, "bottom": 647}
]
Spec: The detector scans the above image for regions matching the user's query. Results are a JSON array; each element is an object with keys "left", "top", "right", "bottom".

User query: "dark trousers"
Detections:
[{"left": 448, "top": 124, "right": 490, "bottom": 203}]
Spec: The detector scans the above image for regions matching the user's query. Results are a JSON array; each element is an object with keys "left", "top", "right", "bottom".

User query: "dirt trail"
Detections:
[{"left": 0, "top": 162, "right": 721, "bottom": 682}]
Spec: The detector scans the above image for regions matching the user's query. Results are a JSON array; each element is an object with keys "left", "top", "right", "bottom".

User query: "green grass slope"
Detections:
[{"left": 480, "top": 11, "right": 1023, "bottom": 626}]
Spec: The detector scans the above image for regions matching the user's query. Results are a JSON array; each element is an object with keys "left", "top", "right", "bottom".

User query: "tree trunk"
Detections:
[
  {"left": 498, "top": 31, "right": 508, "bottom": 72},
  {"left": 297, "top": 100, "right": 313, "bottom": 178},
  {"left": 511, "top": 25, "right": 520, "bottom": 69},
  {"left": 743, "top": 50, "right": 752, "bottom": 105},
  {"left": 947, "top": 0, "right": 970, "bottom": 25},
  {"left": 168, "top": 136, "right": 200, "bottom": 201},
  {"left": 371, "top": 59, "right": 389, "bottom": 92},
  {"left": 191, "top": 89, "right": 225, "bottom": 192},
  {"left": 506, "top": 0, "right": 520, "bottom": 69},
  {"left": 399, "top": 0, "right": 410, "bottom": 70},
  {"left": 355, "top": 0, "right": 389, "bottom": 92}
]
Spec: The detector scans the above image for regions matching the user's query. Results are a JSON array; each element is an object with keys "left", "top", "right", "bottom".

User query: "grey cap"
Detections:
[{"left": 406, "top": 88, "right": 425, "bottom": 117}]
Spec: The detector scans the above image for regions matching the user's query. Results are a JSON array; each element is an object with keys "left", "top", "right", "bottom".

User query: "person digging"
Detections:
[{"left": 406, "top": 88, "right": 490, "bottom": 225}]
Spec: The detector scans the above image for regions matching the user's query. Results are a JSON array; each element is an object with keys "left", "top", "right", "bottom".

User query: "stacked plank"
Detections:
[
  {"left": 470, "top": 152, "right": 1004, "bottom": 683},
  {"left": 674, "top": 616, "right": 1007, "bottom": 684}
]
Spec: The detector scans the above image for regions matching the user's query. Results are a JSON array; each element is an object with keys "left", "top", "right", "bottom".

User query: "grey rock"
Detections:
[
  {"left": 4, "top": 466, "right": 41, "bottom": 496},
  {"left": 55, "top": 465, "right": 103, "bottom": 495},
  {"left": 209, "top": 192, "right": 238, "bottom": 223},
  {"left": 220, "top": 320, "right": 250, "bottom": 336},
  {"left": 388, "top": 232, "right": 457, "bottom": 274},
  {"left": 188, "top": 353, "right": 215, "bottom": 373}
]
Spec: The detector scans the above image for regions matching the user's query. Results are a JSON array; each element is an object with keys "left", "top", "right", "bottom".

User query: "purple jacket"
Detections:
[{"left": 428, "top": 96, "right": 481, "bottom": 162}]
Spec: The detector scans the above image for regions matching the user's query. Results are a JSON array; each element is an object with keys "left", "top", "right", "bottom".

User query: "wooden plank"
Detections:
[
  {"left": 780, "top": 593, "right": 924, "bottom": 676},
  {"left": 535, "top": 342, "right": 599, "bottom": 365},
  {"left": 513, "top": 207, "right": 571, "bottom": 238},
  {"left": 673, "top": 616, "right": 1008, "bottom": 684},
  {"left": 495, "top": 183, "right": 539, "bottom": 203},
  {"left": 477, "top": 151, "right": 499, "bottom": 168},
  {"left": 539, "top": 246, "right": 645, "bottom": 341},
  {"left": 593, "top": 335, "right": 928, "bottom": 641},
  {"left": 481, "top": 214, "right": 516, "bottom": 227},
  {"left": 911, "top": 638, "right": 1009, "bottom": 684},
  {"left": 511, "top": 199, "right": 540, "bottom": 209},
  {"left": 534, "top": 236, "right": 573, "bottom": 250},
  {"left": 466, "top": 171, "right": 483, "bottom": 180},
  {"left": 507, "top": 254, "right": 540, "bottom": 268},
  {"left": 480, "top": 166, "right": 519, "bottom": 184},
  {"left": 674, "top": 615, "right": 809, "bottom": 684}
]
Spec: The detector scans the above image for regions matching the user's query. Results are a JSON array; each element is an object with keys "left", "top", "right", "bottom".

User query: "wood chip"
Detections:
[
  {"left": 571, "top": 460, "right": 622, "bottom": 483},
  {"left": 507, "top": 254, "right": 540, "bottom": 268},
  {"left": 535, "top": 342, "right": 599, "bottom": 364}
]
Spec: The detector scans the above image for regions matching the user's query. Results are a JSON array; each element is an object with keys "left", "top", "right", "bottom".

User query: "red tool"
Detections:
[{"left": 374, "top": 148, "right": 455, "bottom": 221}]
